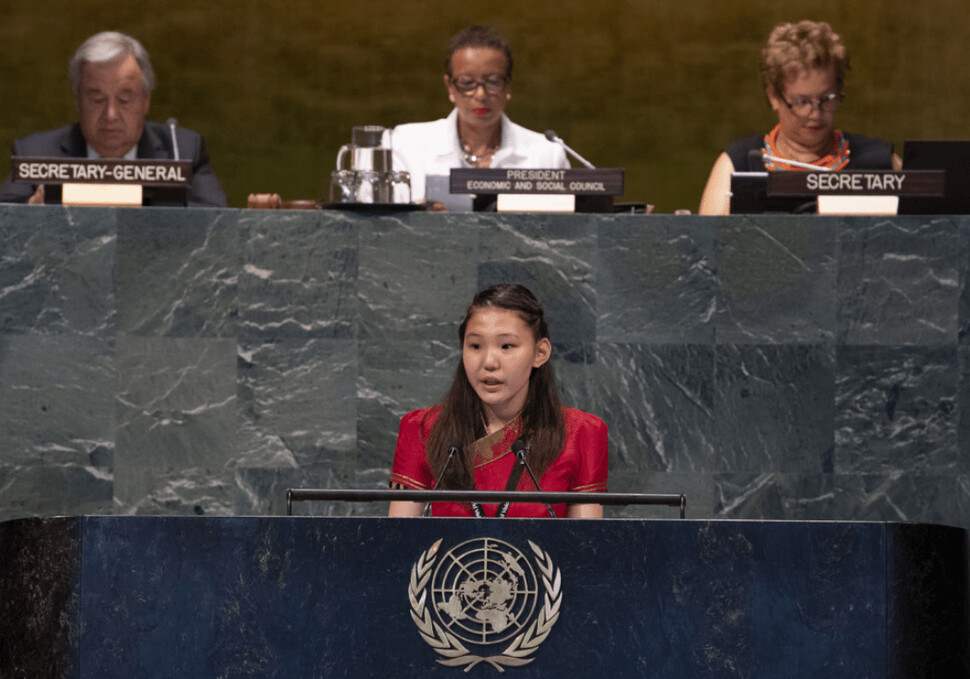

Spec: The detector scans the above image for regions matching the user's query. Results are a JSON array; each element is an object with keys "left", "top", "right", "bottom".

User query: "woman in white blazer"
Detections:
[{"left": 389, "top": 25, "right": 568, "bottom": 209}]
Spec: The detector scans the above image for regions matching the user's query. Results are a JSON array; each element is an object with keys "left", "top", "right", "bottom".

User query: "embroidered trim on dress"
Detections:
[
  {"left": 389, "top": 472, "right": 429, "bottom": 490},
  {"left": 472, "top": 416, "right": 523, "bottom": 468}
]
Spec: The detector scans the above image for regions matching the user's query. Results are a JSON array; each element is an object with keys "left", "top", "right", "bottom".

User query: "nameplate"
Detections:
[
  {"left": 450, "top": 168, "right": 624, "bottom": 195},
  {"left": 767, "top": 170, "right": 944, "bottom": 197},
  {"left": 12, "top": 157, "right": 192, "bottom": 187}
]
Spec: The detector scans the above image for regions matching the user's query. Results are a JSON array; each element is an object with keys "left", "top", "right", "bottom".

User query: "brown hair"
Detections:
[
  {"left": 761, "top": 20, "right": 849, "bottom": 98},
  {"left": 444, "top": 25, "right": 513, "bottom": 79},
  {"left": 426, "top": 284, "right": 564, "bottom": 490}
]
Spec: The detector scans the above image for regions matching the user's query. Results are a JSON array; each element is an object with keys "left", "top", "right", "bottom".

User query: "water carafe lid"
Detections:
[{"left": 352, "top": 125, "right": 386, "bottom": 147}]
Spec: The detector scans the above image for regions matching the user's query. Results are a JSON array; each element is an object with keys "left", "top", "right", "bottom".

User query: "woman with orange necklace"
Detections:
[{"left": 699, "top": 20, "right": 902, "bottom": 215}]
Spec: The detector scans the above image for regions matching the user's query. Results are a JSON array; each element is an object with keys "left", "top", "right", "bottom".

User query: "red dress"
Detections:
[{"left": 389, "top": 406, "right": 608, "bottom": 517}]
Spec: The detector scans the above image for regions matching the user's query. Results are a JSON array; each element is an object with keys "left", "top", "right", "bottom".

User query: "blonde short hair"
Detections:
[{"left": 761, "top": 20, "right": 849, "bottom": 97}]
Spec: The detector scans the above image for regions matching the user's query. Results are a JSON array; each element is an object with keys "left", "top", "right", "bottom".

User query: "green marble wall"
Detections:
[
  {"left": 1, "top": 0, "right": 968, "bottom": 211},
  {"left": 1, "top": 207, "right": 967, "bottom": 529}
]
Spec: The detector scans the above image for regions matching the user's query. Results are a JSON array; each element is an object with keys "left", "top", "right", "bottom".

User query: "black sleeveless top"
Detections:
[{"left": 726, "top": 132, "right": 894, "bottom": 171}]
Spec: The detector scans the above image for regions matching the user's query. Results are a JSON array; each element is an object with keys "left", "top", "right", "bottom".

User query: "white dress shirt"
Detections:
[{"left": 388, "top": 108, "right": 569, "bottom": 207}]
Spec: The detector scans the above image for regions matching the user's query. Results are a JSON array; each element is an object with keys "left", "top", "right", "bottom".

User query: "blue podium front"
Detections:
[{"left": 1, "top": 516, "right": 966, "bottom": 677}]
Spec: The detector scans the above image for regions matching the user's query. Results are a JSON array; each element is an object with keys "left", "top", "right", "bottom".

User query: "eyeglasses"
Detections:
[
  {"left": 449, "top": 75, "right": 509, "bottom": 95},
  {"left": 782, "top": 92, "right": 843, "bottom": 116}
]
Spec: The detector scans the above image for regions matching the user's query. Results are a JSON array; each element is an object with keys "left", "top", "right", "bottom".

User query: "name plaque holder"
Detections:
[
  {"left": 450, "top": 168, "right": 624, "bottom": 213},
  {"left": 766, "top": 170, "right": 945, "bottom": 216},
  {"left": 12, "top": 156, "right": 192, "bottom": 207}
]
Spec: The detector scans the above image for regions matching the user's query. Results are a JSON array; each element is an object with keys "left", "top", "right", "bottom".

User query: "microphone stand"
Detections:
[
  {"left": 165, "top": 118, "right": 181, "bottom": 161},
  {"left": 421, "top": 442, "right": 461, "bottom": 517},
  {"left": 515, "top": 448, "right": 555, "bottom": 518},
  {"left": 496, "top": 440, "right": 555, "bottom": 518},
  {"left": 544, "top": 129, "right": 596, "bottom": 169}
]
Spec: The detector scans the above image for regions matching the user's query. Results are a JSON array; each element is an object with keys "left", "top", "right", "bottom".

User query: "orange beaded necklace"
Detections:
[{"left": 762, "top": 124, "right": 850, "bottom": 171}]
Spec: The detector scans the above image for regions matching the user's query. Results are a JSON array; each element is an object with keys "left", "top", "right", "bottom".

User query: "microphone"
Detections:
[
  {"left": 421, "top": 441, "right": 461, "bottom": 517},
  {"left": 496, "top": 438, "right": 555, "bottom": 518},
  {"left": 544, "top": 129, "right": 595, "bottom": 169},
  {"left": 166, "top": 118, "right": 181, "bottom": 161},
  {"left": 760, "top": 151, "right": 835, "bottom": 171}
]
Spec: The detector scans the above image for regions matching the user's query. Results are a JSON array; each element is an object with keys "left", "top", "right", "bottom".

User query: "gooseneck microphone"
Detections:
[
  {"left": 421, "top": 441, "right": 461, "bottom": 517},
  {"left": 544, "top": 129, "right": 596, "bottom": 169},
  {"left": 495, "top": 439, "right": 556, "bottom": 518},
  {"left": 763, "top": 153, "right": 836, "bottom": 171},
  {"left": 752, "top": 148, "right": 835, "bottom": 171},
  {"left": 166, "top": 118, "right": 181, "bottom": 161}
]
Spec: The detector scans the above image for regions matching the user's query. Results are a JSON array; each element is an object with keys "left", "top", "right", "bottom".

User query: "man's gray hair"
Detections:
[{"left": 69, "top": 31, "right": 155, "bottom": 96}]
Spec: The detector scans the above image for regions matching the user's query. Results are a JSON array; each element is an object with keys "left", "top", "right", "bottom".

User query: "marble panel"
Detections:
[
  {"left": 960, "top": 216, "right": 970, "bottom": 344},
  {"left": 0, "top": 333, "right": 114, "bottom": 467},
  {"left": 478, "top": 213, "right": 597, "bottom": 344},
  {"left": 717, "top": 214, "right": 837, "bottom": 344},
  {"left": 591, "top": 343, "right": 716, "bottom": 473},
  {"left": 604, "top": 470, "right": 711, "bottom": 519},
  {"left": 236, "top": 338, "right": 356, "bottom": 477},
  {"left": 356, "top": 338, "right": 458, "bottom": 477},
  {"left": 239, "top": 210, "right": 357, "bottom": 341},
  {"left": 551, "top": 342, "right": 598, "bottom": 416},
  {"left": 114, "top": 335, "right": 239, "bottom": 514},
  {"left": 714, "top": 344, "right": 835, "bottom": 473},
  {"left": 959, "top": 344, "right": 970, "bottom": 473},
  {"left": 711, "top": 472, "right": 964, "bottom": 526},
  {"left": 0, "top": 464, "right": 113, "bottom": 520},
  {"left": 236, "top": 467, "right": 359, "bottom": 517},
  {"left": 959, "top": 474, "right": 970, "bottom": 532},
  {"left": 0, "top": 205, "right": 116, "bottom": 335},
  {"left": 116, "top": 207, "right": 240, "bottom": 337},
  {"left": 358, "top": 212, "right": 477, "bottom": 342},
  {"left": 837, "top": 216, "right": 959, "bottom": 345},
  {"left": 835, "top": 345, "right": 957, "bottom": 474},
  {"left": 596, "top": 215, "right": 716, "bottom": 344}
]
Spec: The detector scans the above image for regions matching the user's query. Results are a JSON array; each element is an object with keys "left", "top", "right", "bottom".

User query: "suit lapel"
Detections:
[
  {"left": 137, "top": 123, "right": 165, "bottom": 160},
  {"left": 64, "top": 124, "right": 88, "bottom": 157}
]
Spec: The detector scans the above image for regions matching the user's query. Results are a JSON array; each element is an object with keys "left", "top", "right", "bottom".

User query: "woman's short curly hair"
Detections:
[{"left": 761, "top": 20, "right": 849, "bottom": 97}]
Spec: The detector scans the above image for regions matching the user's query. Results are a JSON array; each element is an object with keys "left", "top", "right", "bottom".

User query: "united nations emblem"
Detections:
[{"left": 408, "top": 538, "right": 562, "bottom": 671}]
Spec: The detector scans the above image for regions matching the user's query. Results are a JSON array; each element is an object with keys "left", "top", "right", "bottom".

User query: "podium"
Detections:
[{"left": 1, "top": 516, "right": 966, "bottom": 677}]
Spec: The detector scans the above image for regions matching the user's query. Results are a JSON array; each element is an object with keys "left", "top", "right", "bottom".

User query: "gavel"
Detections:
[{"left": 247, "top": 193, "right": 320, "bottom": 210}]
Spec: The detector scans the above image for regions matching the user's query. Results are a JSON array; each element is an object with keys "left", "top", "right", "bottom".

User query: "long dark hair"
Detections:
[{"left": 426, "top": 284, "right": 565, "bottom": 489}]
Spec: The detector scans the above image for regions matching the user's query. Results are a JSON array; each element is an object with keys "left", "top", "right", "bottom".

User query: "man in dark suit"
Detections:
[{"left": 0, "top": 31, "right": 226, "bottom": 207}]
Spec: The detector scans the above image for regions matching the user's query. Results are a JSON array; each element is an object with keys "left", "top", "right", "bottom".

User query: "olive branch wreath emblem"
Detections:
[{"left": 408, "top": 538, "right": 563, "bottom": 672}]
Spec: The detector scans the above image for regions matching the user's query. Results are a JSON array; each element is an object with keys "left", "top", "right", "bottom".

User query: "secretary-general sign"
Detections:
[{"left": 12, "top": 157, "right": 192, "bottom": 187}]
